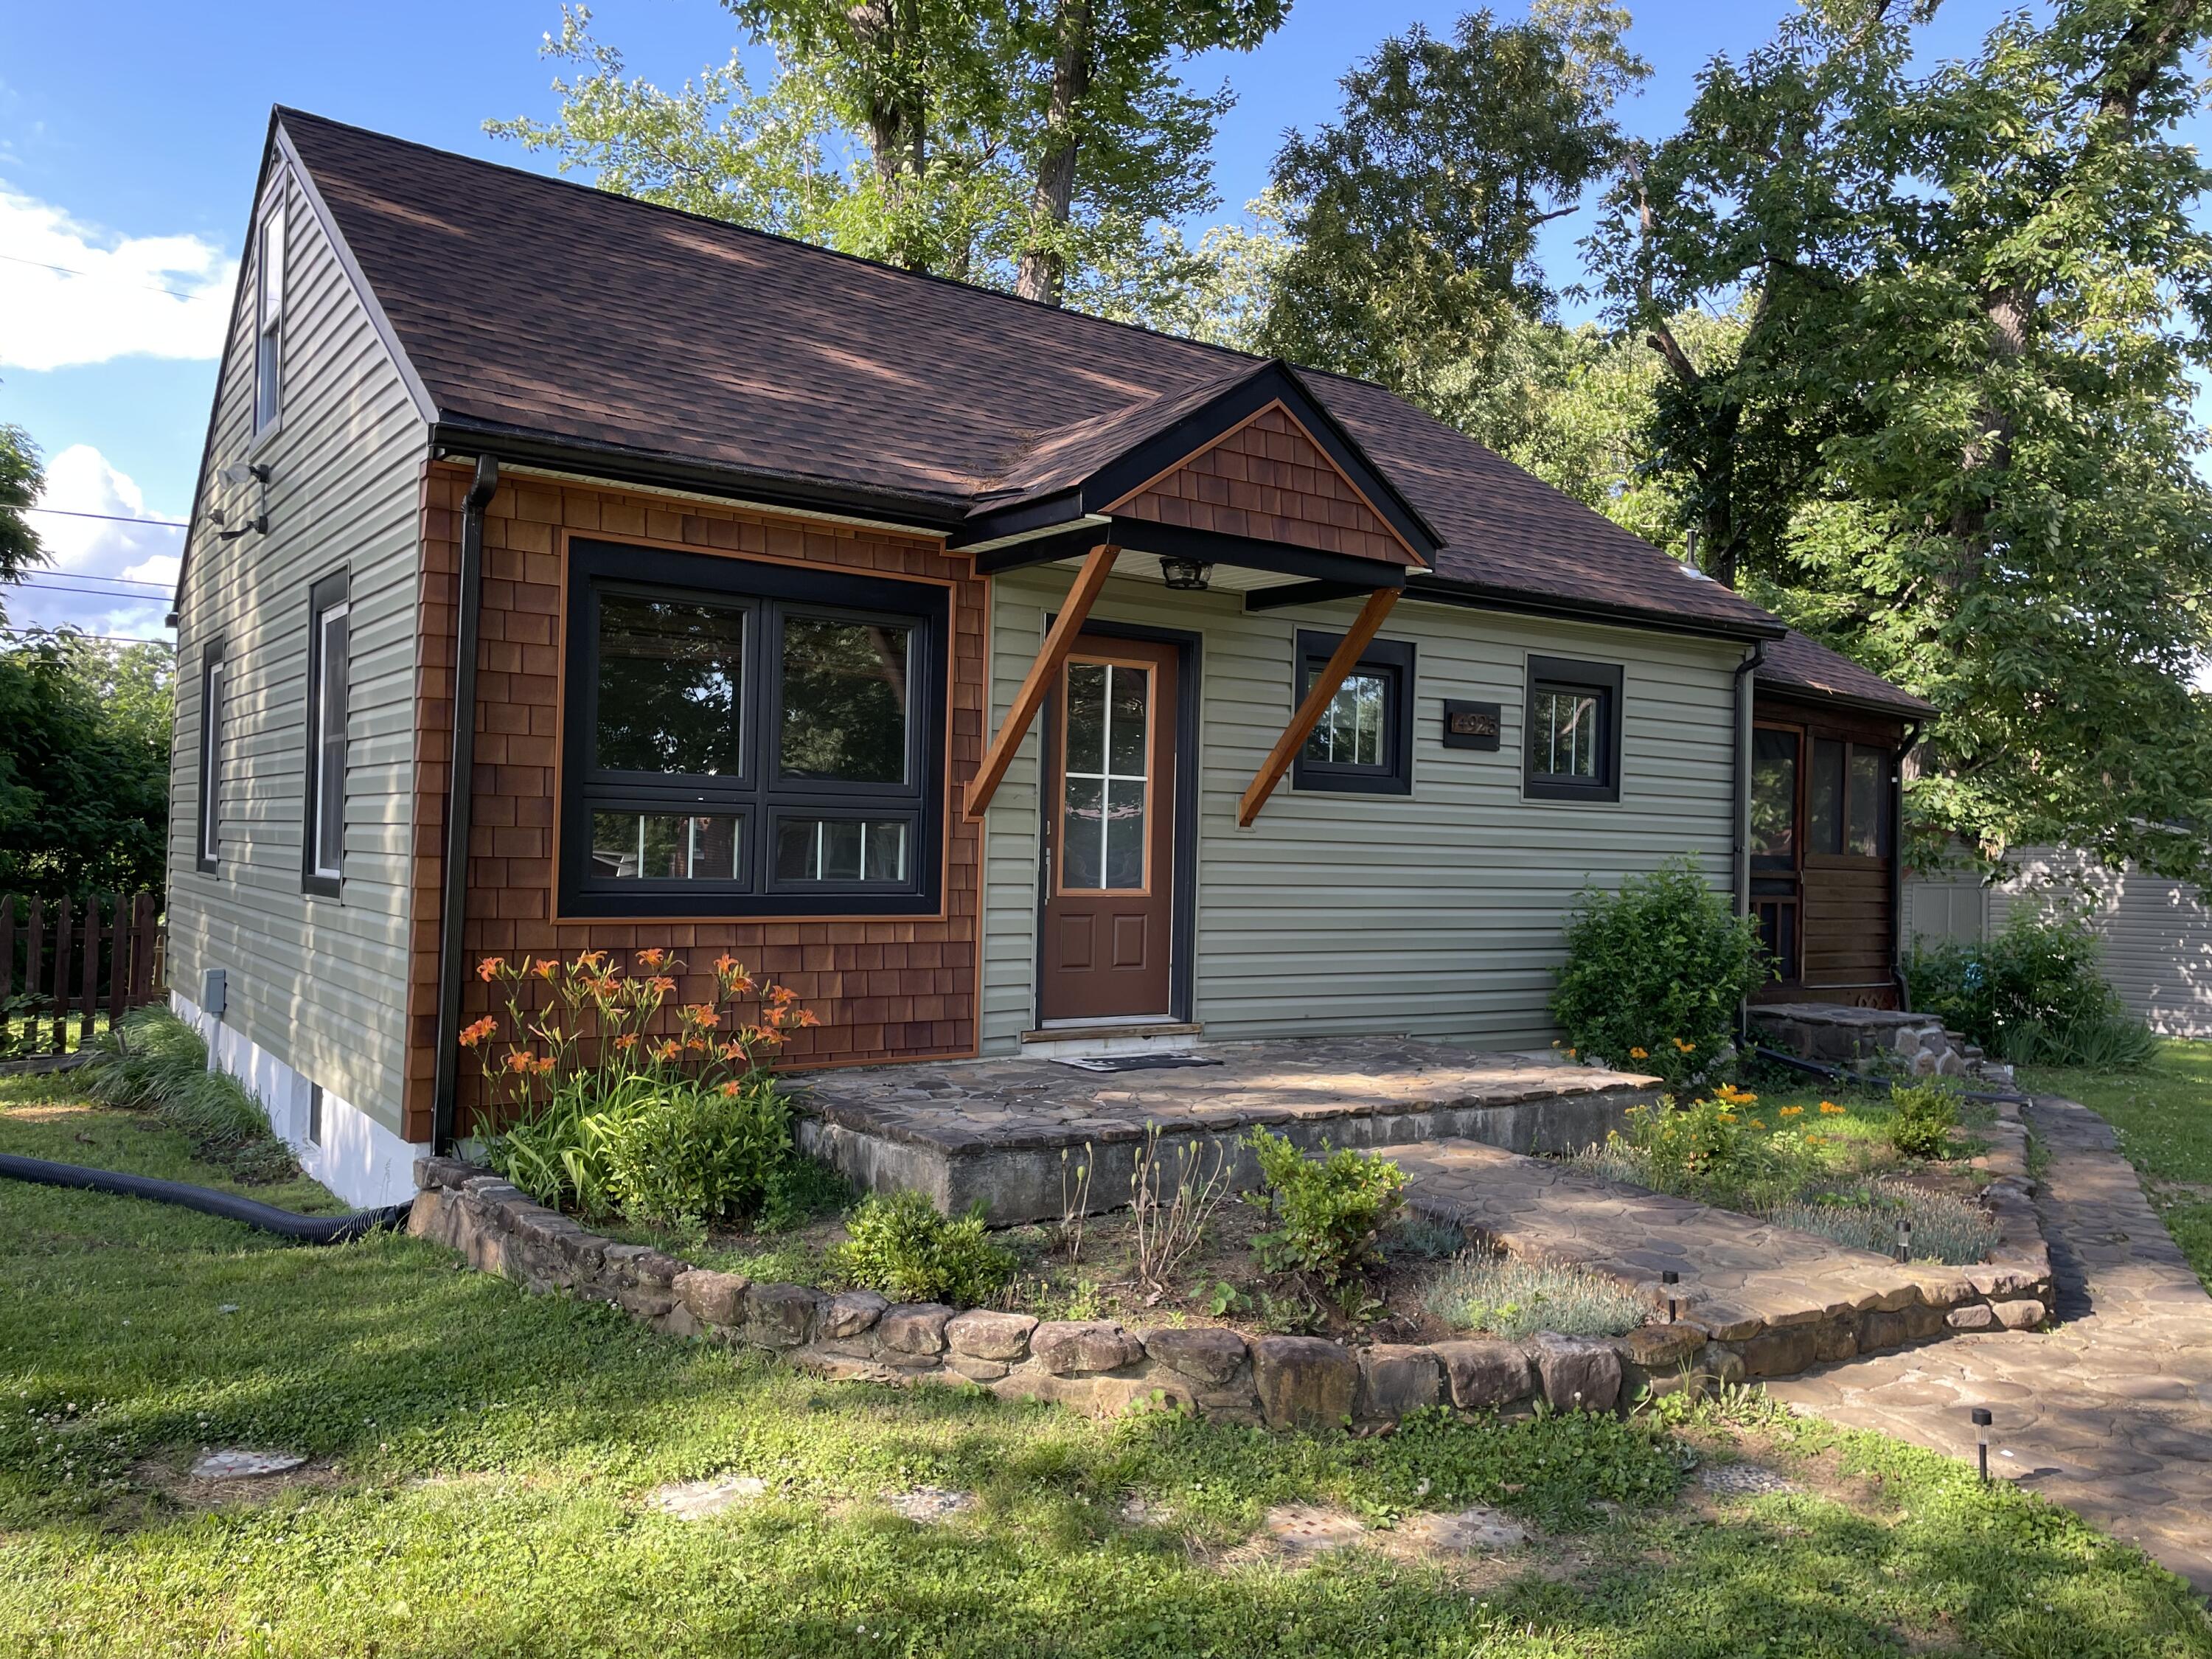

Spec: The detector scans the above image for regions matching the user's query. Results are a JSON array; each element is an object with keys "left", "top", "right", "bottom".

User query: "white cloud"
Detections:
[
  {"left": 0, "top": 186, "right": 237, "bottom": 370},
  {"left": 9, "top": 444, "right": 181, "bottom": 641}
]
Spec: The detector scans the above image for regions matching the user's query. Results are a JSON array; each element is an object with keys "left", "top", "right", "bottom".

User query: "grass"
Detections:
[
  {"left": 2021, "top": 1038, "right": 2212, "bottom": 1290},
  {"left": 2, "top": 1091, "right": 2208, "bottom": 1657},
  {"left": 1422, "top": 1249, "right": 1650, "bottom": 1339}
]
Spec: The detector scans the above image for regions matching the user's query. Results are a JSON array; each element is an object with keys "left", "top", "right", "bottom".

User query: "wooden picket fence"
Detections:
[{"left": 0, "top": 893, "right": 166, "bottom": 1059}]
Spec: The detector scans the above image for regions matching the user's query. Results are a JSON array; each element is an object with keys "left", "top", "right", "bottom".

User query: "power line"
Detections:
[
  {"left": 13, "top": 572, "right": 175, "bottom": 594},
  {"left": 8, "top": 582, "right": 173, "bottom": 602},
  {"left": 0, "top": 626, "right": 173, "bottom": 647},
  {"left": 19, "top": 506, "right": 189, "bottom": 529},
  {"left": 0, "top": 251, "right": 229, "bottom": 305}
]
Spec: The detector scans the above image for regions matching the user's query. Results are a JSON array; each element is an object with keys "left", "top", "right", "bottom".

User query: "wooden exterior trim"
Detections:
[
  {"left": 1102, "top": 398, "right": 1425, "bottom": 568},
  {"left": 1237, "top": 586, "right": 1400, "bottom": 827},
  {"left": 964, "top": 543, "right": 1117, "bottom": 821}
]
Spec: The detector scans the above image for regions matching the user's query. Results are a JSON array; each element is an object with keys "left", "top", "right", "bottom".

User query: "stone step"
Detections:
[{"left": 1382, "top": 1138, "right": 2053, "bottom": 1384}]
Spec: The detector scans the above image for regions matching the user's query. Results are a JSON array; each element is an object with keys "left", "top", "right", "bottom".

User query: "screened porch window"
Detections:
[{"left": 560, "top": 539, "right": 946, "bottom": 919}]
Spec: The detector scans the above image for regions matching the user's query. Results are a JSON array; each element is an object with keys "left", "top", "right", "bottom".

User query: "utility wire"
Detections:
[
  {"left": 13, "top": 572, "right": 175, "bottom": 594},
  {"left": 0, "top": 251, "right": 228, "bottom": 305},
  {"left": 7, "top": 582, "right": 173, "bottom": 602},
  {"left": 19, "top": 507, "right": 189, "bottom": 529},
  {"left": 0, "top": 626, "right": 172, "bottom": 646}
]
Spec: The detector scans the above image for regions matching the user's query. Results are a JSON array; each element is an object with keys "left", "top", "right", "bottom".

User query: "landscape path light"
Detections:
[{"left": 1970, "top": 1408, "right": 1993, "bottom": 1482}]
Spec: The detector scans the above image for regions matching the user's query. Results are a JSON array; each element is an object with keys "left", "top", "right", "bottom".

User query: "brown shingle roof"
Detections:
[
  {"left": 276, "top": 108, "right": 1784, "bottom": 636},
  {"left": 1757, "top": 630, "right": 1935, "bottom": 717}
]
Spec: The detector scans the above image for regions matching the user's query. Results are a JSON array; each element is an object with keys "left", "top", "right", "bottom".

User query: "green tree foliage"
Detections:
[
  {"left": 0, "top": 424, "right": 45, "bottom": 609},
  {"left": 0, "top": 637, "right": 173, "bottom": 900},
  {"left": 1256, "top": 2, "right": 1646, "bottom": 429},
  {"left": 1590, "top": 0, "right": 2212, "bottom": 879},
  {"left": 491, "top": 0, "right": 1284, "bottom": 304}
]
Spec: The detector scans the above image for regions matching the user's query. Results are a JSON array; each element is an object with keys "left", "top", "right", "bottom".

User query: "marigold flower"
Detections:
[
  {"left": 476, "top": 956, "right": 505, "bottom": 983},
  {"left": 459, "top": 1016, "right": 498, "bottom": 1048}
]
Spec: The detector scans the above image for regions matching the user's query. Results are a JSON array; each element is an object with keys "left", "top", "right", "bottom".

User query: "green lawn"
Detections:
[
  {"left": 2022, "top": 1038, "right": 2212, "bottom": 1289},
  {"left": 1, "top": 1089, "right": 2208, "bottom": 1657}
]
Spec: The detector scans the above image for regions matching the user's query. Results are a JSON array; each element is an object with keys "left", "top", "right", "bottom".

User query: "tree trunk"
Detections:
[
  {"left": 1015, "top": 0, "right": 1092, "bottom": 305},
  {"left": 848, "top": 0, "right": 933, "bottom": 268}
]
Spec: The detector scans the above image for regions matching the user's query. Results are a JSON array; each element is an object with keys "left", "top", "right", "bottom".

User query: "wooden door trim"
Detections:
[{"left": 1032, "top": 618, "right": 1201, "bottom": 1027}]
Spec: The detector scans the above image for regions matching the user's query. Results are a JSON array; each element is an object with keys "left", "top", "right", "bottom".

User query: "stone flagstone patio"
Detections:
[{"left": 791, "top": 1036, "right": 1658, "bottom": 1223}]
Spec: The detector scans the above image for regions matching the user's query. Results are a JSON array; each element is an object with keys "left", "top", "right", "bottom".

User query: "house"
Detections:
[
  {"left": 165, "top": 109, "right": 1924, "bottom": 1207},
  {"left": 1747, "top": 632, "right": 1934, "bottom": 1009}
]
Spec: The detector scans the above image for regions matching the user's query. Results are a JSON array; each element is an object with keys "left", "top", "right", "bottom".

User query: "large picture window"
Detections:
[
  {"left": 1523, "top": 655, "right": 1624, "bottom": 803},
  {"left": 1290, "top": 630, "right": 1414, "bottom": 796},
  {"left": 303, "top": 569, "right": 349, "bottom": 894},
  {"left": 560, "top": 539, "right": 947, "bottom": 919}
]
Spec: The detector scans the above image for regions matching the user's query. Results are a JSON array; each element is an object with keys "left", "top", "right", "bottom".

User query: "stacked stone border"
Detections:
[{"left": 408, "top": 1110, "right": 2053, "bottom": 1426}]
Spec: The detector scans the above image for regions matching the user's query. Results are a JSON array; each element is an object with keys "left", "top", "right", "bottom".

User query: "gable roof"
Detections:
[
  {"left": 270, "top": 106, "right": 1787, "bottom": 636},
  {"left": 1757, "top": 630, "right": 1935, "bottom": 718}
]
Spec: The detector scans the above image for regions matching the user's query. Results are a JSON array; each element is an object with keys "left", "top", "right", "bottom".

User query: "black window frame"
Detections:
[
  {"left": 1522, "top": 654, "right": 1624, "bottom": 804},
  {"left": 302, "top": 567, "right": 349, "bottom": 897},
  {"left": 560, "top": 538, "right": 948, "bottom": 919},
  {"left": 196, "top": 637, "right": 227, "bottom": 874},
  {"left": 1290, "top": 629, "right": 1415, "bottom": 797}
]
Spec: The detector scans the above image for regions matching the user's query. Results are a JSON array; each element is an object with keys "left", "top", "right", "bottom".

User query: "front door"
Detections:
[{"left": 1039, "top": 636, "right": 1178, "bottom": 1023}]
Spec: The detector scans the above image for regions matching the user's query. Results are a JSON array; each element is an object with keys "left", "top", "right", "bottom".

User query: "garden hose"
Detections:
[
  {"left": 1749, "top": 1045, "right": 2027, "bottom": 1105},
  {"left": 0, "top": 1152, "right": 412, "bottom": 1244}
]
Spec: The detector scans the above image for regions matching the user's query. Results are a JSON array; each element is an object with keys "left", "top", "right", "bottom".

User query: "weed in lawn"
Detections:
[{"left": 1422, "top": 1249, "right": 1649, "bottom": 1340}]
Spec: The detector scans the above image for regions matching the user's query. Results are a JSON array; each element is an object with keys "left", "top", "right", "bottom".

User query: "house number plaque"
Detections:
[{"left": 1441, "top": 700, "right": 1502, "bottom": 750}]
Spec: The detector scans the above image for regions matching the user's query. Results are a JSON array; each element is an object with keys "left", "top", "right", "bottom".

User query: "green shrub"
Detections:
[
  {"left": 481, "top": 1073, "right": 841, "bottom": 1231},
  {"left": 1905, "top": 907, "right": 2153, "bottom": 1065},
  {"left": 1422, "top": 1248, "right": 1649, "bottom": 1339},
  {"left": 1551, "top": 855, "right": 1770, "bottom": 1084},
  {"left": 828, "top": 1189, "right": 1015, "bottom": 1305},
  {"left": 1244, "top": 1127, "right": 1405, "bottom": 1285},
  {"left": 1886, "top": 1081, "right": 1960, "bottom": 1160},
  {"left": 79, "top": 1007, "right": 297, "bottom": 1182}
]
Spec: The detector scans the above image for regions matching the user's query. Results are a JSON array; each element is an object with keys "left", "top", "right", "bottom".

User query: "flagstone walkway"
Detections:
[{"left": 1770, "top": 1094, "right": 2212, "bottom": 1593}]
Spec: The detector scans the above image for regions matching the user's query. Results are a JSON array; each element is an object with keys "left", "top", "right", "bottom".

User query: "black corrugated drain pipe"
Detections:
[
  {"left": 431, "top": 454, "right": 501, "bottom": 1156},
  {"left": 0, "top": 1153, "right": 411, "bottom": 1243}
]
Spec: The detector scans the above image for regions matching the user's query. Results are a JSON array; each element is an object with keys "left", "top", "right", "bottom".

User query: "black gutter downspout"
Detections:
[
  {"left": 1891, "top": 718, "right": 1924, "bottom": 1012},
  {"left": 1733, "top": 641, "right": 1768, "bottom": 1044},
  {"left": 431, "top": 455, "right": 500, "bottom": 1155}
]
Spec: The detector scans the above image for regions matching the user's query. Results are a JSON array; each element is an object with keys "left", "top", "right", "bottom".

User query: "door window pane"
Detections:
[
  {"left": 1847, "top": 748, "right": 1885, "bottom": 858},
  {"left": 596, "top": 595, "right": 745, "bottom": 775},
  {"left": 591, "top": 812, "right": 742, "bottom": 880},
  {"left": 780, "top": 616, "right": 910, "bottom": 782},
  {"left": 1809, "top": 738, "right": 1844, "bottom": 855},
  {"left": 1534, "top": 686, "right": 1602, "bottom": 779},
  {"left": 1750, "top": 728, "right": 1798, "bottom": 862},
  {"left": 1060, "top": 661, "right": 1150, "bottom": 891},
  {"left": 774, "top": 817, "right": 909, "bottom": 883},
  {"left": 1304, "top": 670, "right": 1386, "bottom": 767}
]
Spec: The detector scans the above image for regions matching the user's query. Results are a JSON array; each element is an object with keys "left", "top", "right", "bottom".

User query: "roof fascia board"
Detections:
[
  {"left": 274, "top": 119, "right": 439, "bottom": 427},
  {"left": 948, "top": 488, "right": 1091, "bottom": 547},
  {"left": 484, "top": 459, "right": 959, "bottom": 542},
  {"left": 1403, "top": 575, "right": 1786, "bottom": 644},
  {"left": 425, "top": 422, "right": 968, "bottom": 534},
  {"left": 1755, "top": 678, "right": 1934, "bottom": 720}
]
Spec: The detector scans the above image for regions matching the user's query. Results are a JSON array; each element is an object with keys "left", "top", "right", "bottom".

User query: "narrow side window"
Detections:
[
  {"left": 254, "top": 188, "right": 287, "bottom": 434},
  {"left": 304, "top": 570, "right": 350, "bottom": 893},
  {"left": 197, "top": 639, "right": 227, "bottom": 874}
]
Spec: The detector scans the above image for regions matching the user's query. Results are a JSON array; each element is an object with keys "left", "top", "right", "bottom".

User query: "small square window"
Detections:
[
  {"left": 1290, "top": 630, "right": 1413, "bottom": 796},
  {"left": 1523, "top": 655, "right": 1623, "bottom": 803}
]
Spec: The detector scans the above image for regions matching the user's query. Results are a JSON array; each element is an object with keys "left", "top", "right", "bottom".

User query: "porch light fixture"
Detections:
[
  {"left": 1969, "top": 1408, "right": 1993, "bottom": 1481},
  {"left": 1159, "top": 557, "right": 1212, "bottom": 592}
]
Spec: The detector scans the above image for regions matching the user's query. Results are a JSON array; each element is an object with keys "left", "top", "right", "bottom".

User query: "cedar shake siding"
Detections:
[
  {"left": 1110, "top": 403, "right": 1421, "bottom": 568},
  {"left": 401, "top": 465, "right": 987, "bottom": 1139}
]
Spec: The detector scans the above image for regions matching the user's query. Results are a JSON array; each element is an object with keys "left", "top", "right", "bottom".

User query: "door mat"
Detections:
[{"left": 1050, "top": 1053, "right": 1225, "bottom": 1074}]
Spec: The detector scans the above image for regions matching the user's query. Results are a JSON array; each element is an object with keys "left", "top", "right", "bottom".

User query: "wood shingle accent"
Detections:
[
  {"left": 1110, "top": 402, "right": 1422, "bottom": 568},
  {"left": 402, "top": 462, "right": 986, "bottom": 1140}
]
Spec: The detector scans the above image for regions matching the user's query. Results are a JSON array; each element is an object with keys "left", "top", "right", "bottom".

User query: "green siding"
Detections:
[
  {"left": 167, "top": 161, "right": 430, "bottom": 1137},
  {"left": 983, "top": 567, "right": 1745, "bottom": 1051}
]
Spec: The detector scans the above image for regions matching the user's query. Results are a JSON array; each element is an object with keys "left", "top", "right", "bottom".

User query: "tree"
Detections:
[
  {"left": 492, "top": 0, "right": 1285, "bottom": 302},
  {"left": 1256, "top": 1, "right": 1647, "bottom": 430},
  {"left": 0, "top": 423, "right": 44, "bottom": 611},
  {"left": 0, "top": 636, "right": 173, "bottom": 900},
  {"left": 1591, "top": 0, "right": 2212, "bottom": 878}
]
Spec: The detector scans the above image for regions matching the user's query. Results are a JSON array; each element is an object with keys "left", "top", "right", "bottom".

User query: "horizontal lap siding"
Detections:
[
  {"left": 1801, "top": 859, "right": 1893, "bottom": 989},
  {"left": 169, "top": 165, "right": 430, "bottom": 1135},
  {"left": 982, "top": 567, "right": 1742, "bottom": 1049},
  {"left": 1993, "top": 848, "right": 2212, "bottom": 1037}
]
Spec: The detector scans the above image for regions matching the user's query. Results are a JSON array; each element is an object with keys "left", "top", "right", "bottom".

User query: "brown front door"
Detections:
[{"left": 1039, "top": 636, "right": 1178, "bottom": 1023}]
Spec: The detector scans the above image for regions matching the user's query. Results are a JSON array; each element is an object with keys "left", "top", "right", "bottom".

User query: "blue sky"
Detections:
[{"left": 0, "top": 0, "right": 2110, "bottom": 639}]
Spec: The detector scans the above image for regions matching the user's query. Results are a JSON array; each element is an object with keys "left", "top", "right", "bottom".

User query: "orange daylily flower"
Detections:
[
  {"left": 459, "top": 1016, "right": 498, "bottom": 1048},
  {"left": 1819, "top": 1101, "right": 1846, "bottom": 1115},
  {"left": 1778, "top": 1105, "right": 1804, "bottom": 1119},
  {"left": 1628, "top": 1046, "right": 1649, "bottom": 1060},
  {"left": 649, "top": 976, "right": 678, "bottom": 997},
  {"left": 1673, "top": 1038, "right": 1697, "bottom": 1053},
  {"left": 504, "top": 1050, "right": 535, "bottom": 1074},
  {"left": 719, "top": 1080, "right": 743, "bottom": 1097},
  {"left": 613, "top": 1033, "right": 639, "bottom": 1051},
  {"left": 476, "top": 957, "right": 505, "bottom": 983},
  {"left": 655, "top": 1040, "right": 683, "bottom": 1063},
  {"left": 681, "top": 1004, "right": 722, "bottom": 1029},
  {"left": 636, "top": 947, "right": 668, "bottom": 970}
]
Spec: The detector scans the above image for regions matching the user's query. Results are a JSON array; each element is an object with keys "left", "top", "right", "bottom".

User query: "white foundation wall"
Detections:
[{"left": 173, "top": 990, "right": 425, "bottom": 1208}]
